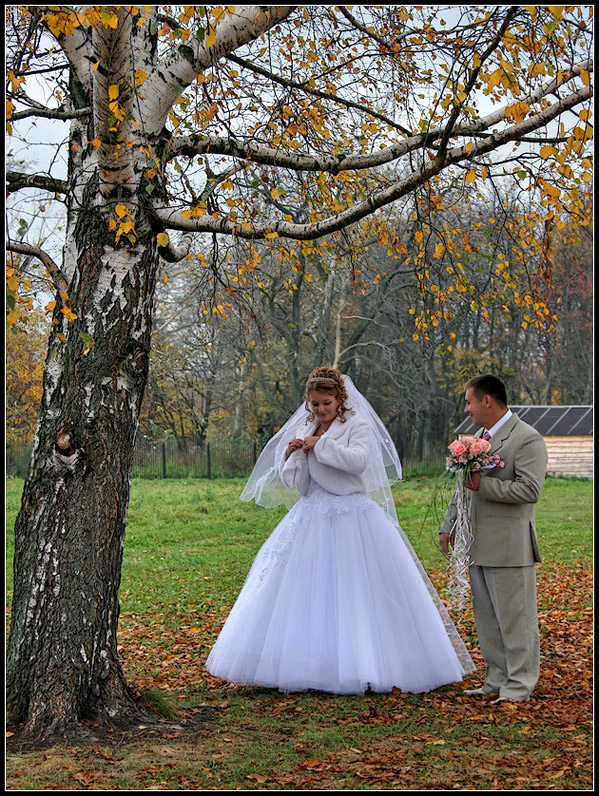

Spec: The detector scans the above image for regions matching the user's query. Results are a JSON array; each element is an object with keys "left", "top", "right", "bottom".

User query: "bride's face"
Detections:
[{"left": 309, "top": 390, "right": 341, "bottom": 425}]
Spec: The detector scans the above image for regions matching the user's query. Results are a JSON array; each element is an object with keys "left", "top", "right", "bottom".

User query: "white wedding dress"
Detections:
[{"left": 205, "top": 478, "right": 474, "bottom": 694}]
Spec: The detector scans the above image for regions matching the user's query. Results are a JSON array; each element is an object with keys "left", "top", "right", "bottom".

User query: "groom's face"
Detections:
[{"left": 464, "top": 387, "right": 490, "bottom": 428}]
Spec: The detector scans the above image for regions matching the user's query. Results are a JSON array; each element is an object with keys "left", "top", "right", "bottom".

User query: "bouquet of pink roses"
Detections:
[
  {"left": 443, "top": 436, "right": 504, "bottom": 616},
  {"left": 446, "top": 436, "right": 505, "bottom": 474}
]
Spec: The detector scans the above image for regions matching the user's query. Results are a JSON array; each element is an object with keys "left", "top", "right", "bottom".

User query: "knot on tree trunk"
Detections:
[
  {"left": 54, "top": 424, "right": 86, "bottom": 473},
  {"left": 56, "top": 425, "right": 75, "bottom": 456},
  {"left": 133, "top": 349, "right": 148, "bottom": 373}
]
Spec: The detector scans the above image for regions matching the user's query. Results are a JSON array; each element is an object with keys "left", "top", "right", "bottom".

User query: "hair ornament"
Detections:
[{"left": 308, "top": 377, "right": 337, "bottom": 386}]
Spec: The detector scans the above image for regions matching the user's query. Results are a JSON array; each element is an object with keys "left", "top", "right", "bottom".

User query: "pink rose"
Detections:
[
  {"left": 469, "top": 438, "right": 490, "bottom": 457},
  {"left": 448, "top": 440, "right": 468, "bottom": 457}
]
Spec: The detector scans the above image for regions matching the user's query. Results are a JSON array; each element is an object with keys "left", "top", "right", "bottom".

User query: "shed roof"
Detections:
[{"left": 455, "top": 405, "right": 593, "bottom": 436}]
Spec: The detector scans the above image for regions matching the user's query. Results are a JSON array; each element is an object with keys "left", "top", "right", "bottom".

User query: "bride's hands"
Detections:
[
  {"left": 285, "top": 439, "right": 304, "bottom": 459},
  {"left": 301, "top": 436, "right": 320, "bottom": 453}
]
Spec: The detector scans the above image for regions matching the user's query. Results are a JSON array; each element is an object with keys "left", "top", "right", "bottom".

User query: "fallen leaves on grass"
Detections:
[
  {"left": 112, "top": 563, "right": 593, "bottom": 789},
  {"left": 6, "top": 564, "right": 592, "bottom": 791}
]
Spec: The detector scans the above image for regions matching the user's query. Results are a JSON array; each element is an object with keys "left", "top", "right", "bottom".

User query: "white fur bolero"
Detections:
[{"left": 279, "top": 411, "right": 370, "bottom": 497}]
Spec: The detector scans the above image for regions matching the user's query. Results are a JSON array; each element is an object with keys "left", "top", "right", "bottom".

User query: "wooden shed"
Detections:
[{"left": 454, "top": 405, "right": 593, "bottom": 480}]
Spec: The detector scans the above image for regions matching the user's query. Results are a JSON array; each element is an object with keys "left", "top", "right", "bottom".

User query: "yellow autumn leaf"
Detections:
[
  {"left": 540, "top": 144, "right": 558, "bottom": 159},
  {"left": 8, "top": 71, "right": 23, "bottom": 92},
  {"left": 156, "top": 232, "right": 169, "bottom": 247},
  {"left": 102, "top": 11, "right": 119, "bottom": 29},
  {"left": 108, "top": 84, "right": 119, "bottom": 101},
  {"left": 524, "top": 6, "right": 537, "bottom": 21},
  {"left": 91, "top": 138, "right": 101, "bottom": 148},
  {"left": 487, "top": 68, "right": 505, "bottom": 91},
  {"left": 465, "top": 169, "right": 477, "bottom": 185},
  {"left": 579, "top": 68, "right": 590, "bottom": 87},
  {"left": 135, "top": 69, "right": 147, "bottom": 86},
  {"left": 205, "top": 26, "right": 216, "bottom": 48},
  {"left": 185, "top": 204, "right": 207, "bottom": 219},
  {"left": 60, "top": 306, "right": 78, "bottom": 322},
  {"left": 115, "top": 203, "right": 130, "bottom": 218},
  {"left": 433, "top": 242, "right": 445, "bottom": 259}
]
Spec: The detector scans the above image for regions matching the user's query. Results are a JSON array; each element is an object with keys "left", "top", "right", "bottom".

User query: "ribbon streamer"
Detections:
[{"left": 446, "top": 471, "right": 474, "bottom": 617}]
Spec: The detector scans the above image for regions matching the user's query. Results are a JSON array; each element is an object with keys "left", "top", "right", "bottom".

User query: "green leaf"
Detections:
[{"left": 79, "top": 331, "right": 95, "bottom": 349}]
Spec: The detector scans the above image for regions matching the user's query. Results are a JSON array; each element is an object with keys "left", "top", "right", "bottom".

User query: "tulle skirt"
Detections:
[{"left": 205, "top": 484, "right": 473, "bottom": 694}]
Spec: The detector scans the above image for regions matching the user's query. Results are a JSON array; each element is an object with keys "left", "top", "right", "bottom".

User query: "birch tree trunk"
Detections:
[
  {"left": 6, "top": 4, "right": 294, "bottom": 743},
  {"left": 6, "top": 54, "right": 161, "bottom": 734},
  {"left": 6, "top": 205, "right": 158, "bottom": 739}
]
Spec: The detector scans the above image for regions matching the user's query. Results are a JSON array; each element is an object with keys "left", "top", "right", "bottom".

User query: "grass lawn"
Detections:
[{"left": 5, "top": 474, "right": 593, "bottom": 790}]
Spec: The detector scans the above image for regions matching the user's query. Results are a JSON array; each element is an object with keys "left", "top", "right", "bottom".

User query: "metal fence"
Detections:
[
  {"left": 6, "top": 437, "right": 446, "bottom": 480},
  {"left": 132, "top": 437, "right": 259, "bottom": 479}
]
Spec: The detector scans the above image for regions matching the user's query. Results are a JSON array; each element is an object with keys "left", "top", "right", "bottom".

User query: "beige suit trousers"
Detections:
[{"left": 469, "top": 564, "right": 540, "bottom": 700}]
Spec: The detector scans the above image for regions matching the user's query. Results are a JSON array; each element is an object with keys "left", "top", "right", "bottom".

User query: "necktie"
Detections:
[{"left": 482, "top": 431, "right": 492, "bottom": 441}]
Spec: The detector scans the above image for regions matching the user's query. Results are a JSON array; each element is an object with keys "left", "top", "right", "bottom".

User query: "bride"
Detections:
[{"left": 205, "top": 367, "right": 475, "bottom": 694}]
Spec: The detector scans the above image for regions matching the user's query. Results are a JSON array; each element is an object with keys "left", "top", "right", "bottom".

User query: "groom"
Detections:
[{"left": 439, "top": 375, "right": 547, "bottom": 703}]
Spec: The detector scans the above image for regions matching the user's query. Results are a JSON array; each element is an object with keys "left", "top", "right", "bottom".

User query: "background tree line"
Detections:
[
  {"left": 8, "top": 189, "right": 592, "bottom": 461},
  {"left": 118, "top": 188, "right": 596, "bottom": 458}
]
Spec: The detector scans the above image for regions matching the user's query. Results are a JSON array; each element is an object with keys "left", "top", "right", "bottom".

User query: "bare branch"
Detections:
[
  {"left": 6, "top": 170, "right": 69, "bottom": 196},
  {"left": 158, "top": 232, "right": 197, "bottom": 263},
  {"left": 167, "top": 130, "right": 432, "bottom": 173},
  {"left": 10, "top": 106, "right": 91, "bottom": 122}
]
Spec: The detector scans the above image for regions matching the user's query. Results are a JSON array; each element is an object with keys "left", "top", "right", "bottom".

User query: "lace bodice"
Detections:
[{"left": 253, "top": 480, "right": 376, "bottom": 587}]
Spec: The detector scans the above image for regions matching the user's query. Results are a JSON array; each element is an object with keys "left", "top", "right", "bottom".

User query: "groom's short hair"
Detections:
[{"left": 466, "top": 374, "right": 508, "bottom": 407}]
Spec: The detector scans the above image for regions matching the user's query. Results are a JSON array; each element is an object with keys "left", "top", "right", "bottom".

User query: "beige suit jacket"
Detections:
[{"left": 440, "top": 415, "right": 547, "bottom": 566}]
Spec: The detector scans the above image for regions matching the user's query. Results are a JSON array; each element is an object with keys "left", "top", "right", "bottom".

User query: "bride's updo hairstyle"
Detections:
[{"left": 304, "top": 367, "right": 352, "bottom": 423}]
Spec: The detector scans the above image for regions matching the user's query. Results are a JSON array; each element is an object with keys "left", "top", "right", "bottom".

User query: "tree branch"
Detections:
[
  {"left": 226, "top": 52, "right": 411, "bottom": 136},
  {"left": 458, "top": 58, "right": 593, "bottom": 135},
  {"left": 6, "top": 170, "right": 69, "bottom": 196},
  {"left": 153, "top": 83, "right": 593, "bottom": 242},
  {"left": 142, "top": 6, "right": 296, "bottom": 135},
  {"left": 36, "top": 5, "right": 94, "bottom": 92},
  {"left": 10, "top": 106, "right": 91, "bottom": 122},
  {"left": 167, "top": 130, "right": 432, "bottom": 173},
  {"left": 6, "top": 242, "right": 69, "bottom": 295},
  {"left": 166, "top": 57, "right": 592, "bottom": 176},
  {"left": 435, "top": 7, "right": 519, "bottom": 165}
]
